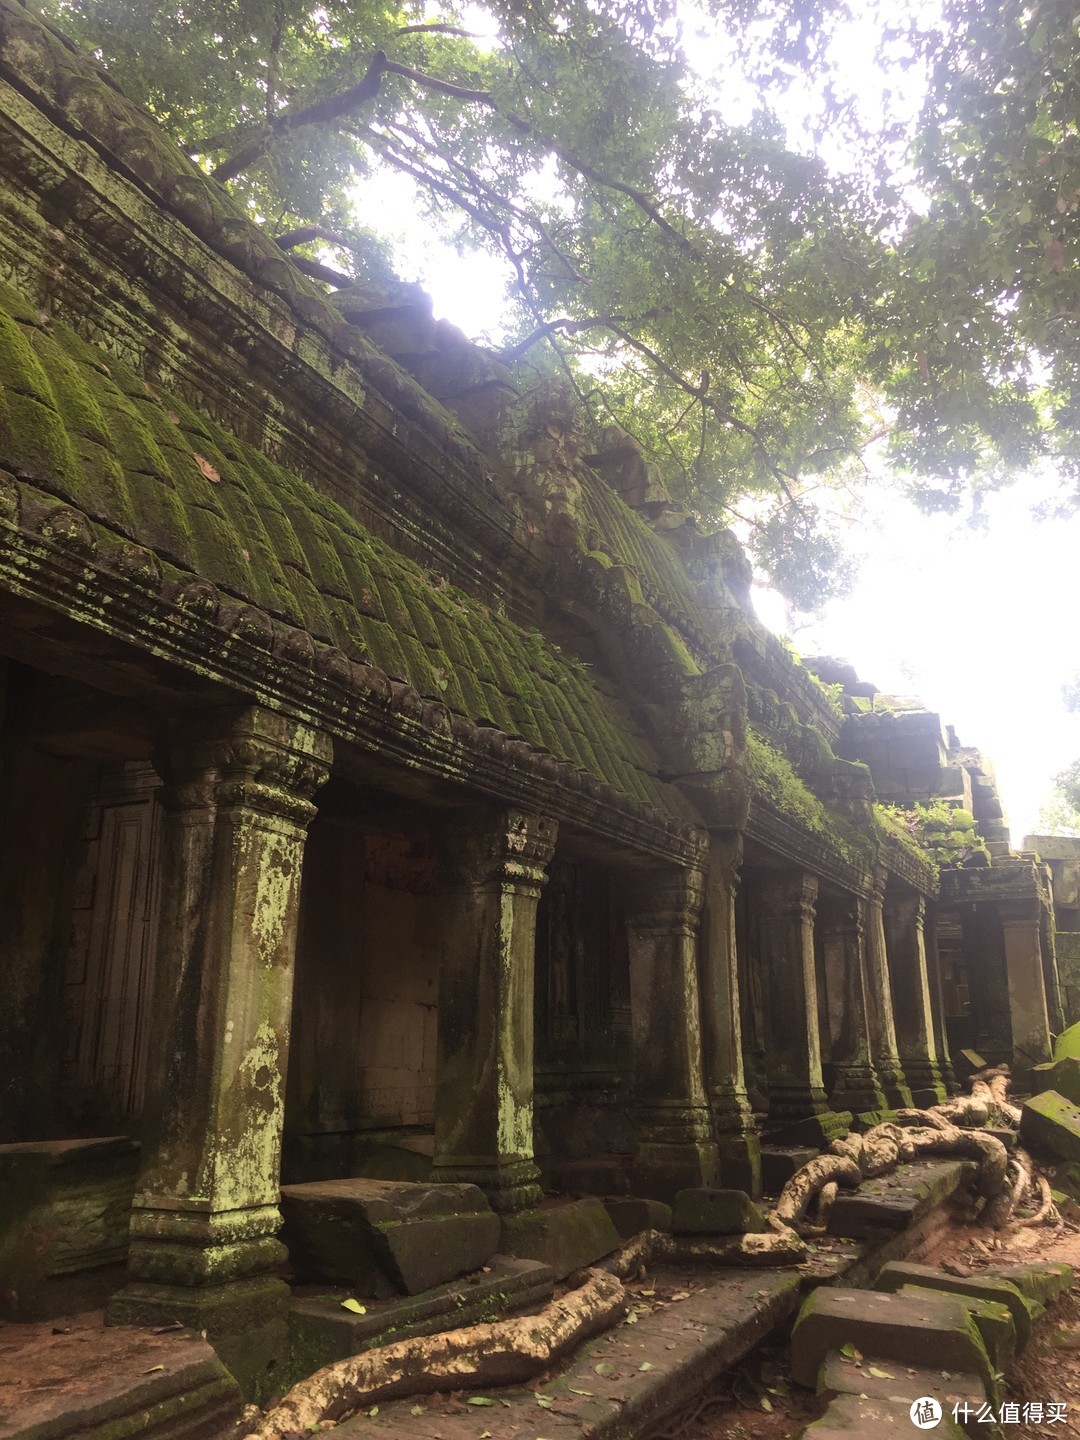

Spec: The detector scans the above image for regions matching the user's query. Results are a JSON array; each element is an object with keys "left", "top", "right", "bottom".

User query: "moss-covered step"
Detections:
[
  {"left": 499, "top": 1198, "right": 621, "bottom": 1281},
  {"left": 790, "top": 1287, "right": 995, "bottom": 1396},
  {"left": 896, "top": 1286, "right": 1016, "bottom": 1371},
  {"left": 986, "top": 1261, "right": 1073, "bottom": 1306},
  {"left": 875, "top": 1261, "right": 1038, "bottom": 1347},
  {"left": 1031, "top": 1056, "right": 1080, "bottom": 1107}
]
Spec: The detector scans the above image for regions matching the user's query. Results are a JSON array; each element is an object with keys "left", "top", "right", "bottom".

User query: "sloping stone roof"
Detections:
[{"left": 0, "top": 274, "right": 694, "bottom": 824}]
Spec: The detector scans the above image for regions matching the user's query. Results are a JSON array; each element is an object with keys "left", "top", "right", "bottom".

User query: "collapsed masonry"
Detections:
[{"left": 0, "top": 0, "right": 1070, "bottom": 1404}]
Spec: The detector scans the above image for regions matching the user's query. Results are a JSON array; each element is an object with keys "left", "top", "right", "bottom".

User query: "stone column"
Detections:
[
  {"left": 431, "top": 809, "right": 557, "bottom": 1214},
  {"left": 860, "top": 876, "right": 913, "bottom": 1109},
  {"left": 819, "top": 902, "right": 886, "bottom": 1114},
  {"left": 999, "top": 900, "right": 1053, "bottom": 1083},
  {"left": 884, "top": 892, "right": 947, "bottom": 1106},
  {"left": 923, "top": 902, "right": 959, "bottom": 1094},
  {"left": 757, "top": 871, "right": 843, "bottom": 1142},
  {"left": 699, "top": 833, "right": 760, "bottom": 1196},
  {"left": 625, "top": 866, "right": 718, "bottom": 1202},
  {"left": 108, "top": 706, "right": 330, "bottom": 1390}
]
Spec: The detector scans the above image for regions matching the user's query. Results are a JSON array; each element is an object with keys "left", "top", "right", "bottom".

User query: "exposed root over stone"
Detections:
[
  {"left": 244, "top": 1267, "right": 628, "bottom": 1440},
  {"left": 773, "top": 1068, "right": 1052, "bottom": 1237}
]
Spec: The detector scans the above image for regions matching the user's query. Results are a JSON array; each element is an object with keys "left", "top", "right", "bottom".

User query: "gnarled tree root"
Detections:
[{"left": 244, "top": 1267, "right": 628, "bottom": 1440}]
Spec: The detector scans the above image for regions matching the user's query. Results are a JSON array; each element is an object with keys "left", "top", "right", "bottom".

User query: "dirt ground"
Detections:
[{"left": 651, "top": 1221, "right": 1080, "bottom": 1440}]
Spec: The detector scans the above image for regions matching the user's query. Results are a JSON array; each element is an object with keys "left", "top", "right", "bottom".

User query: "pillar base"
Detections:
[
  {"left": 828, "top": 1064, "right": 887, "bottom": 1115},
  {"left": 874, "top": 1062, "right": 914, "bottom": 1110},
  {"left": 767, "top": 1110, "right": 852, "bottom": 1148},
  {"left": 429, "top": 1156, "right": 542, "bottom": 1215},
  {"left": 901, "top": 1058, "right": 947, "bottom": 1108},
  {"left": 766, "top": 1083, "right": 831, "bottom": 1125},
  {"left": 107, "top": 1274, "right": 289, "bottom": 1402},
  {"left": 631, "top": 1141, "right": 718, "bottom": 1204}
]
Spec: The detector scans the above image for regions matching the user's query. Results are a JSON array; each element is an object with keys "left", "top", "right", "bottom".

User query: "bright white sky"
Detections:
[{"left": 354, "top": 3, "right": 1080, "bottom": 843}]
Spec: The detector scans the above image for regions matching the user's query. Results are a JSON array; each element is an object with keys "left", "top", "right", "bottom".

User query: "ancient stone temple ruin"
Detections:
[{"left": 0, "top": 0, "right": 1071, "bottom": 1417}]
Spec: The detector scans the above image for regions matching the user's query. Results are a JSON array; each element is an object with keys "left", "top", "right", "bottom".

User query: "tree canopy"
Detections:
[{"left": 35, "top": 0, "right": 1080, "bottom": 605}]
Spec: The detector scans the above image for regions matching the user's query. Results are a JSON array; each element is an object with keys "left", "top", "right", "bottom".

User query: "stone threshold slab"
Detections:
[
  {"left": 332, "top": 1160, "right": 972, "bottom": 1440},
  {"left": 0, "top": 1315, "right": 242, "bottom": 1440},
  {"left": 289, "top": 1256, "right": 554, "bottom": 1370}
]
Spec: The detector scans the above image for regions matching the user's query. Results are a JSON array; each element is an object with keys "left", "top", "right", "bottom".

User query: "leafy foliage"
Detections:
[{"left": 33, "top": 0, "right": 1080, "bottom": 599}]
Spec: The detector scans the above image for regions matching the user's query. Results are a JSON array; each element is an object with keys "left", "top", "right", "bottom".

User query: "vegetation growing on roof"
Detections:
[{"left": 878, "top": 801, "right": 991, "bottom": 870}]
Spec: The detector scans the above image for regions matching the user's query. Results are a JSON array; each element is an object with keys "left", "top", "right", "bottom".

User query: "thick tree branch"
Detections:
[
  {"left": 274, "top": 224, "right": 356, "bottom": 252},
  {"left": 289, "top": 255, "right": 352, "bottom": 286}
]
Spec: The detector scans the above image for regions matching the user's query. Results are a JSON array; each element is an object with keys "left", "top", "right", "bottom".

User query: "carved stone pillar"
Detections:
[
  {"left": 999, "top": 900, "right": 1053, "bottom": 1083},
  {"left": 430, "top": 809, "right": 557, "bottom": 1214},
  {"left": 861, "top": 874, "right": 912, "bottom": 1108},
  {"left": 756, "top": 872, "right": 836, "bottom": 1137},
  {"left": 819, "top": 902, "right": 886, "bottom": 1114},
  {"left": 625, "top": 866, "right": 718, "bottom": 1202},
  {"left": 699, "top": 833, "right": 760, "bottom": 1196},
  {"left": 108, "top": 706, "right": 330, "bottom": 1391},
  {"left": 884, "top": 892, "right": 947, "bottom": 1106}
]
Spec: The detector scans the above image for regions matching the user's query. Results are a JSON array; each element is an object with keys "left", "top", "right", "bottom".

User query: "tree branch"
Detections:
[
  {"left": 500, "top": 313, "right": 653, "bottom": 360},
  {"left": 274, "top": 225, "right": 356, "bottom": 252}
]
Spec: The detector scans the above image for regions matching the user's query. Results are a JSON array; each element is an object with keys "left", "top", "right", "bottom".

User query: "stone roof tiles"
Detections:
[{"left": 0, "top": 276, "right": 693, "bottom": 827}]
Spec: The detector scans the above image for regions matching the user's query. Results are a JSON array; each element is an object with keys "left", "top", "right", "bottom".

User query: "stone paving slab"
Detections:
[
  {"left": 799, "top": 1392, "right": 968, "bottom": 1439},
  {"left": 0, "top": 1314, "right": 243, "bottom": 1440},
  {"left": 817, "top": 1347, "right": 987, "bottom": 1436},
  {"left": 334, "top": 1266, "right": 804, "bottom": 1440}
]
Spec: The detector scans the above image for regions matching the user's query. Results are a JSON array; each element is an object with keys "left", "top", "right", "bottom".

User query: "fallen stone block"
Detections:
[
  {"left": 761, "top": 1146, "right": 820, "bottom": 1194},
  {"left": 500, "top": 1198, "right": 620, "bottom": 1280},
  {"left": 988, "top": 1260, "right": 1073, "bottom": 1305},
  {"left": 898, "top": 1286, "right": 1015, "bottom": 1371},
  {"left": 1053, "top": 1021, "right": 1080, "bottom": 1061},
  {"left": 603, "top": 1196, "right": 672, "bottom": 1239},
  {"left": 1032, "top": 1057, "right": 1080, "bottom": 1107},
  {"left": 818, "top": 1352, "right": 987, "bottom": 1438},
  {"left": 280, "top": 1178, "right": 500, "bottom": 1296},
  {"left": 1020, "top": 1091, "right": 1080, "bottom": 1164},
  {"left": 799, "top": 1392, "right": 967, "bottom": 1439},
  {"left": 0, "top": 1136, "right": 140, "bottom": 1320},
  {"left": 670, "top": 1188, "right": 765, "bottom": 1235},
  {"left": 790, "top": 1286, "right": 994, "bottom": 1394},
  {"left": 875, "top": 1261, "right": 1036, "bottom": 1347}
]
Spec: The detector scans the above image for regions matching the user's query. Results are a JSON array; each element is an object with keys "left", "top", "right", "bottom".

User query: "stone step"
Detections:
[
  {"left": 790, "top": 1287, "right": 995, "bottom": 1396},
  {"left": 800, "top": 1393, "right": 968, "bottom": 1439},
  {"left": 0, "top": 1318, "right": 243, "bottom": 1440},
  {"left": 817, "top": 1349, "right": 987, "bottom": 1437},
  {"left": 827, "top": 1159, "right": 975, "bottom": 1238},
  {"left": 875, "top": 1260, "right": 1038, "bottom": 1346},
  {"left": 288, "top": 1256, "right": 553, "bottom": 1372},
  {"left": 499, "top": 1198, "right": 621, "bottom": 1281},
  {"left": 332, "top": 1266, "right": 804, "bottom": 1440},
  {"left": 896, "top": 1286, "right": 1015, "bottom": 1372}
]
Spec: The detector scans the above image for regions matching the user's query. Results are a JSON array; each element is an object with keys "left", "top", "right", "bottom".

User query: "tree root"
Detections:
[{"left": 244, "top": 1267, "right": 628, "bottom": 1440}]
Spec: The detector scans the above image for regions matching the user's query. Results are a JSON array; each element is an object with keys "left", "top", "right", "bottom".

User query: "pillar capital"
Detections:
[
  {"left": 759, "top": 869, "right": 818, "bottom": 922},
  {"left": 439, "top": 808, "right": 558, "bottom": 895},
  {"left": 159, "top": 706, "right": 331, "bottom": 825},
  {"left": 625, "top": 864, "right": 705, "bottom": 932}
]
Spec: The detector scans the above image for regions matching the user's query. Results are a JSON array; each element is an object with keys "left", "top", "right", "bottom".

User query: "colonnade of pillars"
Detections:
[{"left": 94, "top": 703, "right": 954, "bottom": 1344}]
